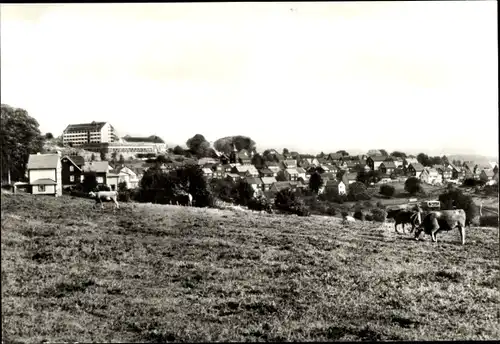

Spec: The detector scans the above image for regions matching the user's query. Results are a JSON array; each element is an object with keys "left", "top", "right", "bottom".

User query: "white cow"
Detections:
[
  {"left": 89, "top": 191, "right": 120, "bottom": 210},
  {"left": 342, "top": 215, "right": 356, "bottom": 225}
]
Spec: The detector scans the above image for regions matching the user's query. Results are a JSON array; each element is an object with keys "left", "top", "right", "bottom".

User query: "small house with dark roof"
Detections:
[
  {"left": 245, "top": 177, "right": 263, "bottom": 191},
  {"left": 261, "top": 176, "right": 278, "bottom": 191},
  {"left": 27, "top": 153, "right": 62, "bottom": 196},
  {"left": 407, "top": 163, "right": 425, "bottom": 178},
  {"left": 379, "top": 161, "right": 396, "bottom": 175},
  {"left": 259, "top": 168, "right": 275, "bottom": 178},
  {"left": 61, "top": 155, "right": 85, "bottom": 186},
  {"left": 366, "top": 155, "right": 388, "bottom": 171}
]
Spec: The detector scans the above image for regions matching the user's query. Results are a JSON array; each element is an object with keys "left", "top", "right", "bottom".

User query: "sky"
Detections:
[{"left": 1, "top": 2, "right": 498, "bottom": 157}]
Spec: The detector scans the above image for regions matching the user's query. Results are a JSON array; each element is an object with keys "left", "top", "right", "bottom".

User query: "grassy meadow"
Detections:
[{"left": 1, "top": 193, "right": 499, "bottom": 342}]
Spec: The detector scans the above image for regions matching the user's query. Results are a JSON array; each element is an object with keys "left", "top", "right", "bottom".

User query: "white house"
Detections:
[
  {"left": 27, "top": 153, "right": 62, "bottom": 196},
  {"left": 419, "top": 168, "right": 443, "bottom": 185},
  {"left": 114, "top": 166, "right": 140, "bottom": 189},
  {"left": 62, "top": 121, "right": 118, "bottom": 146},
  {"left": 284, "top": 168, "right": 300, "bottom": 181}
]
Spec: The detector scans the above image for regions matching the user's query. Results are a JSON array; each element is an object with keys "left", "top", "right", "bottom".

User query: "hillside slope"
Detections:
[{"left": 1, "top": 194, "right": 499, "bottom": 342}]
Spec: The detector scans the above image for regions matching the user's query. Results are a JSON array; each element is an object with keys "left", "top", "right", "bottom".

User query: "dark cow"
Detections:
[
  {"left": 392, "top": 210, "right": 422, "bottom": 234},
  {"left": 414, "top": 209, "right": 467, "bottom": 245}
]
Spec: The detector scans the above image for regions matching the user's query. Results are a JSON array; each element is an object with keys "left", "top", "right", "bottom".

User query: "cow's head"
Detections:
[{"left": 88, "top": 191, "right": 96, "bottom": 198}]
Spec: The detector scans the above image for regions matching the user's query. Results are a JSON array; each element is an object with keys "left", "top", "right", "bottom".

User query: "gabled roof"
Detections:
[
  {"left": 368, "top": 155, "right": 387, "bottom": 162},
  {"left": 380, "top": 161, "right": 396, "bottom": 169},
  {"left": 82, "top": 161, "right": 110, "bottom": 173},
  {"left": 31, "top": 178, "right": 57, "bottom": 185},
  {"left": 259, "top": 168, "right": 274, "bottom": 175},
  {"left": 327, "top": 153, "right": 343, "bottom": 160},
  {"left": 123, "top": 135, "right": 165, "bottom": 143},
  {"left": 246, "top": 177, "right": 263, "bottom": 185},
  {"left": 61, "top": 155, "right": 83, "bottom": 171},
  {"left": 296, "top": 167, "right": 306, "bottom": 173},
  {"left": 285, "top": 168, "right": 299, "bottom": 174},
  {"left": 27, "top": 154, "right": 59, "bottom": 169},
  {"left": 409, "top": 163, "right": 425, "bottom": 171},
  {"left": 65, "top": 155, "right": 85, "bottom": 166},
  {"left": 202, "top": 168, "right": 213, "bottom": 174},
  {"left": 482, "top": 169, "right": 495, "bottom": 177},
  {"left": 261, "top": 176, "right": 277, "bottom": 185},
  {"left": 64, "top": 121, "right": 107, "bottom": 132}
]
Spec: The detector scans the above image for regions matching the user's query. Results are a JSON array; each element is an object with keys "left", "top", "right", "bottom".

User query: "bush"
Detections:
[
  {"left": 376, "top": 201, "right": 386, "bottom": 210},
  {"left": 347, "top": 182, "right": 371, "bottom": 201},
  {"left": 371, "top": 208, "right": 388, "bottom": 222},
  {"left": 326, "top": 206, "right": 337, "bottom": 216},
  {"left": 353, "top": 211, "right": 365, "bottom": 221},
  {"left": 275, "top": 188, "right": 310, "bottom": 216},
  {"left": 405, "top": 177, "right": 424, "bottom": 195},
  {"left": 483, "top": 184, "right": 498, "bottom": 196},
  {"left": 247, "top": 195, "right": 273, "bottom": 213},
  {"left": 380, "top": 184, "right": 396, "bottom": 198}
]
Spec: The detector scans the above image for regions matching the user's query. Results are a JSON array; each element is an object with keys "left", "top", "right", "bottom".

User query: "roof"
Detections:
[
  {"left": 27, "top": 154, "right": 59, "bottom": 169},
  {"left": 405, "top": 158, "right": 419, "bottom": 164},
  {"left": 64, "top": 121, "right": 107, "bottom": 132},
  {"left": 381, "top": 161, "right": 396, "bottom": 169},
  {"left": 226, "top": 173, "right": 240, "bottom": 179},
  {"left": 296, "top": 167, "right": 306, "bottom": 173},
  {"left": 325, "top": 179, "right": 340, "bottom": 186},
  {"left": 246, "top": 177, "right": 263, "bottom": 185},
  {"left": 272, "top": 181, "right": 293, "bottom": 191},
  {"left": 261, "top": 176, "right": 277, "bottom": 185},
  {"left": 409, "top": 163, "right": 425, "bottom": 171},
  {"left": 31, "top": 178, "right": 57, "bottom": 185},
  {"left": 259, "top": 168, "right": 274, "bottom": 175},
  {"left": 368, "top": 155, "right": 387, "bottom": 162},
  {"left": 328, "top": 153, "right": 343, "bottom": 160},
  {"left": 265, "top": 161, "right": 279, "bottom": 167},
  {"left": 482, "top": 169, "right": 495, "bottom": 177},
  {"left": 123, "top": 135, "right": 165, "bottom": 143},
  {"left": 202, "top": 168, "right": 213, "bottom": 174},
  {"left": 82, "top": 161, "right": 110, "bottom": 173},
  {"left": 64, "top": 155, "right": 85, "bottom": 166},
  {"left": 286, "top": 168, "right": 299, "bottom": 174},
  {"left": 267, "top": 166, "right": 281, "bottom": 172}
]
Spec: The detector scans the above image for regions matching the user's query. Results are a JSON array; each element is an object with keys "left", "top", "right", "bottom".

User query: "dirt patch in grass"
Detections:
[{"left": 2, "top": 193, "right": 499, "bottom": 342}]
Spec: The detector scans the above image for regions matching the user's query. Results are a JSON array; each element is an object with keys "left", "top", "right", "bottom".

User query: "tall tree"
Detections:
[
  {"left": 309, "top": 172, "right": 324, "bottom": 195},
  {"left": 336, "top": 150, "right": 349, "bottom": 157},
  {"left": 44, "top": 132, "right": 54, "bottom": 140},
  {"left": 1, "top": 104, "right": 44, "bottom": 183},
  {"left": 251, "top": 153, "right": 265, "bottom": 170},
  {"left": 213, "top": 135, "right": 256, "bottom": 155},
  {"left": 111, "top": 151, "right": 118, "bottom": 164},
  {"left": 417, "top": 153, "right": 431, "bottom": 167},
  {"left": 100, "top": 148, "right": 107, "bottom": 161},
  {"left": 186, "top": 134, "right": 210, "bottom": 157},
  {"left": 379, "top": 149, "right": 389, "bottom": 156},
  {"left": 119, "top": 154, "right": 125, "bottom": 165},
  {"left": 282, "top": 148, "right": 289, "bottom": 156},
  {"left": 90, "top": 153, "right": 96, "bottom": 162}
]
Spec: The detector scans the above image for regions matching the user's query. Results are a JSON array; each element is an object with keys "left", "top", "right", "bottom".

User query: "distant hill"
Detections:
[{"left": 447, "top": 154, "right": 498, "bottom": 166}]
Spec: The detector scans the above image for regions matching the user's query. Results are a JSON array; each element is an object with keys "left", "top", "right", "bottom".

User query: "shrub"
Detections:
[
  {"left": 353, "top": 211, "right": 365, "bottom": 221},
  {"left": 365, "top": 214, "right": 373, "bottom": 221},
  {"left": 247, "top": 195, "right": 273, "bottom": 213},
  {"left": 405, "top": 177, "right": 424, "bottom": 195},
  {"left": 484, "top": 184, "right": 499, "bottom": 196},
  {"left": 380, "top": 184, "right": 396, "bottom": 198},
  {"left": 347, "top": 182, "right": 371, "bottom": 201},
  {"left": 275, "top": 188, "right": 310, "bottom": 216},
  {"left": 236, "top": 180, "right": 255, "bottom": 206},
  {"left": 326, "top": 206, "right": 337, "bottom": 216},
  {"left": 371, "top": 208, "right": 388, "bottom": 222},
  {"left": 376, "top": 201, "right": 386, "bottom": 210}
]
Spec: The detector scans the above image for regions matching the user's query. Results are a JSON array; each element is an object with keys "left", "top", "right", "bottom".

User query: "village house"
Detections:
[
  {"left": 284, "top": 168, "right": 299, "bottom": 181},
  {"left": 419, "top": 168, "right": 443, "bottom": 185},
  {"left": 281, "top": 159, "right": 298, "bottom": 169},
  {"left": 436, "top": 166, "right": 453, "bottom": 181},
  {"left": 366, "top": 155, "right": 387, "bottom": 171},
  {"left": 447, "top": 163, "right": 465, "bottom": 180},
  {"left": 403, "top": 157, "right": 419, "bottom": 168},
  {"left": 230, "top": 165, "right": 258, "bottom": 178},
  {"left": 407, "top": 163, "right": 425, "bottom": 178},
  {"left": 202, "top": 167, "right": 214, "bottom": 179},
  {"left": 379, "top": 161, "right": 396, "bottom": 175},
  {"left": 296, "top": 167, "right": 307, "bottom": 180},
  {"left": 259, "top": 168, "right": 275, "bottom": 178},
  {"left": 110, "top": 165, "right": 141, "bottom": 189},
  {"left": 27, "top": 153, "right": 63, "bottom": 197},
  {"left": 323, "top": 179, "right": 347, "bottom": 196},
  {"left": 82, "top": 161, "right": 119, "bottom": 190},
  {"left": 210, "top": 164, "right": 225, "bottom": 179},
  {"left": 245, "top": 177, "right": 263, "bottom": 192},
  {"left": 266, "top": 165, "right": 281, "bottom": 177},
  {"left": 327, "top": 153, "right": 343, "bottom": 162},
  {"left": 480, "top": 169, "right": 495, "bottom": 183},
  {"left": 344, "top": 172, "right": 358, "bottom": 184},
  {"left": 390, "top": 157, "right": 404, "bottom": 168},
  {"left": 225, "top": 173, "right": 241, "bottom": 183},
  {"left": 61, "top": 155, "right": 85, "bottom": 187},
  {"left": 261, "top": 176, "right": 277, "bottom": 191}
]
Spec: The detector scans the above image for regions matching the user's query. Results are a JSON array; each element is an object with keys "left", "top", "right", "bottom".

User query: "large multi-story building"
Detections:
[{"left": 62, "top": 121, "right": 119, "bottom": 146}]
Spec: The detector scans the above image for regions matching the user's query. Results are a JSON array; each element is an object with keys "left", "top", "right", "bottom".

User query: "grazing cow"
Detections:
[
  {"left": 342, "top": 215, "right": 356, "bottom": 225},
  {"left": 173, "top": 191, "right": 193, "bottom": 206},
  {"left": 392, "top": 210, "right": 422, "bottom": 234},
  {"left": 89, "top": 191, "right": 120, "bottom": 210},
  {"left": 414, "top": 209, "right": 467, "bottom": 245}
]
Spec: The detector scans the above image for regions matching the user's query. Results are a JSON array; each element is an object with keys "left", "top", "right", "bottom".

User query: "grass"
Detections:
[{"left": 1, "top": 193, "right": 499, "bottom": 342}]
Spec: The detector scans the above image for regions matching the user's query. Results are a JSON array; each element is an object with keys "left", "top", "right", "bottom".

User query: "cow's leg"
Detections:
[
  {"left": 458, "top": 224, "right": 465, "bottom": 245},
  {"left": 430, "top": 218, "right": 440, "bottom": 242},
  {"left": 402, "top": 222, "right": 406, "bottom": 234},
  {"left": 394, "top": 222, "right": 399, "bottom": 233}
]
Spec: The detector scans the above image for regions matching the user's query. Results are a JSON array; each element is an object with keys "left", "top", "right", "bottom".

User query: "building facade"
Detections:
[{"left": 62, "top": 121, "right": 118, "bottom": 146}]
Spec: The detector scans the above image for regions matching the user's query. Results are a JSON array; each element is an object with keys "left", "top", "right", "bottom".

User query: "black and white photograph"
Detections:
[{"left": 1, "top": 1, "right": 498, "bottom": 342}]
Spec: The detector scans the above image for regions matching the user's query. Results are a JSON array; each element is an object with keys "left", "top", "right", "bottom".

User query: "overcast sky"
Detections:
[{"left": 1, "top": 2, "right": 498, "bottom": 157}]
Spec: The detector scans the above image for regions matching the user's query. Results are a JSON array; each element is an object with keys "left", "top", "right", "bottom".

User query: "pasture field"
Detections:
[{"left": 1, "top": 193, "right": 499, "bottom": 342}]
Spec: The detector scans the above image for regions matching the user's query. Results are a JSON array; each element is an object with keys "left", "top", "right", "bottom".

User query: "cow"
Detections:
[
  {"left": 342, "top": 215, "right": 356, "bottom": 225},
  {"left": 414, "top": 209, "right": 467, "bottom": 245},
  {"left": 172, "top": 190, "right": 193, "bottom": 207},
  {"left": 89, "top": 191, "right": 120, "bottom": 211},
  {"left": 393, "top": 210, "right": 422, "bottom": 234}
]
